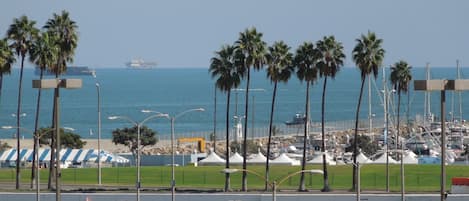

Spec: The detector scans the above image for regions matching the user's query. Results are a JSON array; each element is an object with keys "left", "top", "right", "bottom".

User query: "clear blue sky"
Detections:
[{"left": 1, "top": 0, "right": 468, "bottom": 68}]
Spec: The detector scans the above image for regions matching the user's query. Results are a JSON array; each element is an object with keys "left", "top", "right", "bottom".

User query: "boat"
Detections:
[
  {"left": 126, "top": 58, "right": 157, "bottom": 69},
  {"left": 285, "top": 113, "right": 306, "bottom": 126},
  {"left": 34, "top": 66, "right": 94, "bottom": 76}
]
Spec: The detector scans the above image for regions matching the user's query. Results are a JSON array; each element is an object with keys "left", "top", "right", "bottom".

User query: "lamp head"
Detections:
[
  {"left": 158, "top": 113, "right": 170, "bottom": 118},
  {"left": 1, "top": 126, "right": 14, "bottom": 129},
  {"left": 221, "top": 168, "right": 240, "bottom": 174},
  {"left": 108, "top": 116, "right": 119, "bottom": 120}
]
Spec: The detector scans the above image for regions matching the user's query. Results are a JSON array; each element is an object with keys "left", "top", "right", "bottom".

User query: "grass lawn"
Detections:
[{"left": 1, "top": 164, "right": 469, "bottom": 192}]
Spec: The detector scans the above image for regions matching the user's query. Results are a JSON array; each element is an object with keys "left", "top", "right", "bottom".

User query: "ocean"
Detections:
[{"left": 0, "top": 66, "right": 467, "bottom": 140}]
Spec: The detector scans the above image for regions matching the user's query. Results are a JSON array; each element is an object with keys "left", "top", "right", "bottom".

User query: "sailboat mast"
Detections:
[
  {"left": 383, "top": 67, "right": 388, "bottom": 143},
  {"left": 457, "top": 60, "right": 463, "bottom": 123},
  {"left": 424, "top": 62, "right": 431, "bottom": 124}
]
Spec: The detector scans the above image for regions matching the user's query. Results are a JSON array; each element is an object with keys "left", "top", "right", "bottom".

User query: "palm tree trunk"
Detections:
[
  {"left": 16, "top": 55, "right": 25, "bottom": 190},
  {"left": 48, "top": 72, "right": 59, "bottom": 189},
  {"left": 397, "top": 89, "right": 401, "bottom": 159},
  {"left": 265, "top": 81, "right": 278, "bottom": 191},
  {"left": 352, "top": 78, "right": 366, "bottom": 191},
  {"left": 321, "top": 77, "right": 330, "bottom": 192},
  {"left": 224, "top": 90, "right": 231, "bottom": 192},
  {"left": 31, "top": 69, "right": 44, "bottom": 189},
  {"left": 213, "top": 87, "right": 217, "bottom": 152},
  {"left": 299, "top": 81, "right": 310, "bottom": 191},
  {"left": 242, "top": 66, "right": 250, "bottom": 192},
  {"left": 397, "top": 89, "right": 405, "bottom": 201}
]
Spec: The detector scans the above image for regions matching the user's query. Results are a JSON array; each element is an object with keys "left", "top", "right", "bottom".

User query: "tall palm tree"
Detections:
[
  {"left": 6, "top": 15, "right": 39, "bottom": 190},
  {"left": 29, "top": 31, "right": 58, "bottom": 188},
  {"left": 44, "top": 10, "right": 78, "bottom": 76},
  {"left": 316, "top": 36, "right": 345, "bottom": 192},
  {"left": 351, "top": 31, "right": 385, "bottom": 191},
  {"left": 209, "top": 44, "right": 244, "bottom": 192},
  {"left": 43, "top": 10, "right": 78, "bottom": 189},
  {"left": 390, "top": 60, "right": 412, "bottom": 200},
  {"left": 294, "top": 42, "right": 319, "bottom": 191},
  {"left": 0, "top": 38, "right": 15, "bottom": 108},
  {"left": 235, "top": 27, "right": 266, "bottom": 191},
  {"left": 264, "top": 41, "right": 294, "bottom": 190}
]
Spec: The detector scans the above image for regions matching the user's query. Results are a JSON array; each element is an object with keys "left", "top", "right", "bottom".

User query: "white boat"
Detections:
[
  {"left": 126, "top": 58, "right": 157, "bottom": 69},
  {"left": 285, "top": 113, "right": 306, "bottom": 126}
]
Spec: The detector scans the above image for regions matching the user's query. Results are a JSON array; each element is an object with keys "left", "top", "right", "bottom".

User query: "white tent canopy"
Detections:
[
  {"left": 307, "top": 152, "right": 336, "bottom": 165},
  {"left": 229, "top": 152, "right": 243, "bottom": 165},
  {"left": 270, "top": 153, "right": 300, "bottom": 166},
  {"left": 247, "top": 150, "right": 267, "bottom": 164},
  {"left": 402, "top": 151, "right": 418, "bottom": 164},
  {"left": 372, "top": 154, "right": 398, "bottom": 164},
  {"left": 198, "top": 151, "right": 225, "bottom": 166},
  {"left": 356, "top": 152, "right": 371, "bottom": 164}
]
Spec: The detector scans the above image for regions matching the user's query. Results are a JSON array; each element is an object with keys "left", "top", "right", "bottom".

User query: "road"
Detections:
[{"left": 1, "top": 192, "right": 469, "bottom": 201}]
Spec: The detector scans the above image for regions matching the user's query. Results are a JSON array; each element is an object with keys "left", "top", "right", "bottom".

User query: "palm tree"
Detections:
[
  {"left": 43, "top": 10, "right": 78, "bottom": 189},
  {"left": 264, "top": 41, "right": 294, "bottom": 190},
  {"left": 6, "top": 15, "right": 39, "bottom": 190},
  {"left": 351, "top": 31, "right": 385, "bottom": 191},
  {"left": 0, "top": 38, "right": 15, "bottom": 108},
  {"left": 316, "top": 36, "right": 345, "bottom": 192},
  {"left": 209, "top": 44, "right": 244, "bottom": 192},
  {"left": 294, "top": 42, "right": 319, "bottom": 191},
  {"left": 29, "top": 31, "right": 58, "bottom": 188},
  {"left": 235, "top": 27, "right": 267, "bottom": 191},
  {"left": 390, "top": 60, "right": 412, "bottom": 199}
]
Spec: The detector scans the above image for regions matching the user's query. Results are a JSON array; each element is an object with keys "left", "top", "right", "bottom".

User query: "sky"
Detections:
[{"left": 1, "top": 0, "right": 469, "bottom": 68}]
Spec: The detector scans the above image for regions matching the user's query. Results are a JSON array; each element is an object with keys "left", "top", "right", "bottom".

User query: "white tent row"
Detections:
[
  {"left": 198, "top": 150, "right": 420, "bottom": 166},
  {"left": 339, "top": 151, "right": 418, "bottom": 165},
  {"left": 199, "top": 151, "right": 301, "bottom": 166},
  {"left": 0, "top": 148, "right": 129, "bottom": 164}
]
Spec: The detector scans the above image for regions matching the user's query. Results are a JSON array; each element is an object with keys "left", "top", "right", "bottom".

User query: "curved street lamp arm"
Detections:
[
  {"left": 108, "top": 116, "right": 138, "bottom": 126},
  {"left": 140, "top": 113, "right": 169, "bottom": 125},
  {"left": 174, "top": 108, "right": 205, "bottom": 120}
]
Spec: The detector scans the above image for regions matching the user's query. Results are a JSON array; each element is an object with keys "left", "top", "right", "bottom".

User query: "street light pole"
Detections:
[
  {"left": 93, "top": 72, "right": 102, "bottom": 185},
  {"left": 137, "top": 123, "right": 141, "bottom": 200},
  {"left": 141, "top": 108, "right": 205, "bottom": 201},
  {"left": 356, "top": 162, "right": 360, "bottom": 201},
  {"left": 169, "top": 108, "right": 204, "bottom": 201},
  {"left": 33, "top": 78, "right": 82, "bottom": 201},
  {"left": 108, "top": 113, "right": 168, "bottom": 201},
  {"left": 414, "top": 79, "right": 469, "bottom": 201},
  {"left": 170, "top": 117, "right": 175, "bottom": 201},
  {"left": 2, "top": 126, "right": 73, "bottom": 201}
]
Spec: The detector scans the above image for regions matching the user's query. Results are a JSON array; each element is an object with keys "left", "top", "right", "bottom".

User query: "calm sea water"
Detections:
[{"left": 0, "top": 67, "right": 467, "bottom": 139}]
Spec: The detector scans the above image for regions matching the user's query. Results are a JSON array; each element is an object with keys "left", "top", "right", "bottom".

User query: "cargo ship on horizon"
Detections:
[
  {"left": 126, "top": 58, "right": 157, "bottom": 69},
  {"left": 34, "top": 66, "right": 95, "bottom": 76}
]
